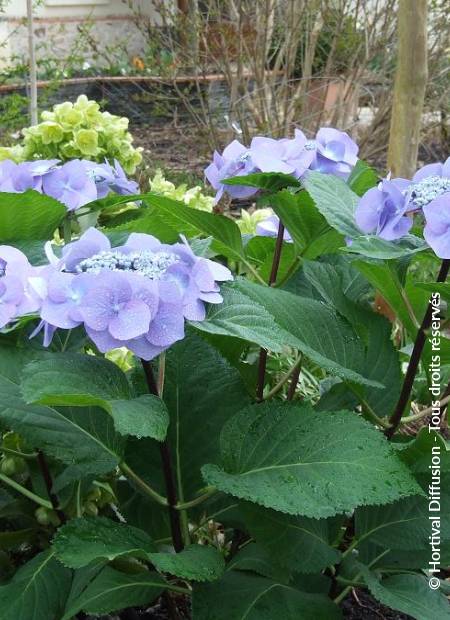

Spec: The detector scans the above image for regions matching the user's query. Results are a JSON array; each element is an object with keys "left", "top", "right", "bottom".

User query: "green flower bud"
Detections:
[
  {"left": 0, "top": 457, "right": 18, "bottom": 476},
  {"left": 84, "top": 501, "right": 99, "bottom": 517}
]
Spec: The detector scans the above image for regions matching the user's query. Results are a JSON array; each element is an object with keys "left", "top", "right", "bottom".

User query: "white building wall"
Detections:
[{"left": 0, "top": 0, "right": 163, "bottom": 69}]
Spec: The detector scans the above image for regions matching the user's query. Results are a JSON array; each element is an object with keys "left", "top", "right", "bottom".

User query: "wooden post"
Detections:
[
  {"left": 387, "top": 0, "right": 428, "bottom": 178},
  {"left": 26, "top": 0, "right": 38, "bottom": 125}
]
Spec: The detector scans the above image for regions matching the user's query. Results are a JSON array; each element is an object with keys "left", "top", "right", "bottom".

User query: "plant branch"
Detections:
[
  {"left": 0, "top": 472, "right": 52, "bottom": 509},
  {"left": 387, "top": 259, "right": 450, "bottom": 438},
  {"left": 398, "top": 393, "right": 450, "bottom": 425},
  {"left": 176, "top": 487, "right": 217, "bottom": 510},
  {"left": 256, "top": 219, "right": 285, "bottom": 401},
  {"left": 141, "top": 359, "right": 184, "bottom": 553},
  {"left": 345, "top": 384, "right": 390, "bottom": 429},
  {"left": 264, "top": 353, "right": 302, "bottom": 400},
  {"left": 119, "top": 462, "right": 168, "bottom": 507},
  {"left": 0, "top": 446, "right": 38, "bottom": 460}
]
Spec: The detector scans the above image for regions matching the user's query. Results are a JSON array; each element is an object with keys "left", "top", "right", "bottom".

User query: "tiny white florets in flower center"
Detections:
[
  {"left": 76, "top": 250, "right": 179, "bottom": 280},
  {"left": 407, "top": 176, "right": 450, "bottom": 208}
]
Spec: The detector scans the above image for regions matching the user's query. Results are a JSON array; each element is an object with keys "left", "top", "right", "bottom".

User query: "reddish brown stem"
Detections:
[
  {"left": 141, "top": 360, "right": 184, "bottom": 552},
  {"left": 386, "top": 259, "right": 450, "bottom": 438},
  {"left": 256, "top": 220, "right": 285, "bottom": 401}
]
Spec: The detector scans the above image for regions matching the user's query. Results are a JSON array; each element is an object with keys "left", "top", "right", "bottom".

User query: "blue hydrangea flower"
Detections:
[
  {"left": 0, "top": 246, "right": 42, "bottom": 325},
  {"left": 408, "top": 157, "right": 450, "bottom": 257},
  {"left": 355, "top": 178, "right": 412, "bottom": 240},
  {"left": 42, "top": 160, "right": 98, "bottom": 211},
  {"left": 309, "top": 127, "right": 359, "bottom": 179},
  {"left": 205, "top": 140, "right": 260, "bottom": 203},
  {"left": 256, "top": 214, "right": 293, "bottom": 242},
  {"left": 249, "top": 129, "right": 315, "bottom": 178},
  {"left": 0, "top": 160, "right": 57, "bottom": 193},
  {"left": 423, "top": 195, "right": 450, "bottom": 259},
  {"left": 30, "top": 228, "right": 232, "bottom": 359},
  {"left": 83, "top": 159, "right": 139, "bottom": 198},
  {"left": 0, "top": 158, "right": 138, "bottom": 211}
]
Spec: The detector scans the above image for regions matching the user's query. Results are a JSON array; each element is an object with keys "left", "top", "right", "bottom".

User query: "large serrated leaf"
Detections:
[
  {"left": 62, "top": 566, "right": 166, "bottom": 619},
  {"left": 164, "top": 334, "right": 251, "bottom": 496},
  {"left": 0, "top": 550, "right": 72, "bottom": 620},
  {"left": 222, "top": 171, "right": 301, "bottom": 192},
  {"left": 0, "top": 190, "right": 66, "bottom": 241},
  {"left": 202, "top": 402, "right": 422, "bottom": 518},
  {"left": 193, "top": 571, "right": 342, "bottom": 619},
  {"left": 361, "top": 569, "right": 450, "bottom": 620},
  {"left": 21, "top": 353, "right": 169, "bottom": 441},
  {"left": 191, "top": 286, "right": 289, "bottom": 353},
  {"left": 144, "top": 193, "right": 245, "bottom": 261},
  {"left": 53, "top": 516, "right": 156, "bottom": 568},
  {"left": 54, "top": 517, "right": 224, "bottom": 582},
  {"left": 270, "top": 189, "right": 336, "bottom": 251},
  {"left": 347, "top": 160, "right": 378, "bottom": 197},
  {"left": 345, "top": 234, "right": 427, "bottom": 259},
  {"left": 223, "top": 279, "right": 381, "bottom": 386},
  {"left": 150, "top": 545, "right": 225, "bottom": 582},
  {"left": 226, "top": 543, "right": 290, "bottom": 582},
  {"left": 355, "top": 494, "right": 450, "bottom": 551},
  {"left": 303, "top": 171, "right": 361, "bottom": 238},
  {"left": 397, "top": 428, "right": 450, "bottom": 473},
  {"left": 240, "top": 502, "right": 342, "bottom": 574},
  {"left": 0, "top": 347, "right": 123, "bottom": 483}
]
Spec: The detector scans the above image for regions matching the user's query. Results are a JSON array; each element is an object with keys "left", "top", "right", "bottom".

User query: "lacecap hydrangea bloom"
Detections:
[
  {"left": 0, "top": 229, "right": 232, "bottom": 360},
  {"left": 355, "top": 157, "right": 450, "bottom": 257},
  {"left": 0, "top": 158, "right": 138, "bottom": 212},
  {"left": 0, "top": 95, "right": 142, "bottom": 175},
  {"left": 205, "top": 127, "right": 358, "bottom": 203}
]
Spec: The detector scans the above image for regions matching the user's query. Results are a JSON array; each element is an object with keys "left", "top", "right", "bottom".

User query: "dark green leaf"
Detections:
[
  {"left": 0, "top": 550, "right": 71, "bottom": 620},
  {"left": 270, "top": 189, "right": 340, "bottom": 255},
  {"left": 240, "top": 502, "right": 342, "bottom": 573},
  {"left": 222, "top": 172, "right": 301, "bottom": 192},
  {"left": 144, "top": 193, "right": 245, "bottom": 261},
  {"left": 62, "top": 566, "right": 166, "bottom": 619},
  {"left": 53, "top": 516, "right": 156, "bottom": 568},
  {"left": 193, "top": 571, "right": 342, "bottom": 619},
  {"left": 345, "top": 234, "right": 427, "bottom": 259},
  {"left": 21, "top": 353, "right": 169, "bottom": 441},
  {"left": 202, "top": 402, "right": 422, "bottom": 518},
  {"left": 361, "top": 570, "right": 450, "bottom": 620},
  {"left": 217, "top": 279, "right": 381, "bottom": 386},
  {"left": 226, "top": 543, "right": 290, "bottom": 582},
  {"left": 0, "top": 348, "right": 123, "bottom": 481},
  {"left": 150, "top": 545, "right": 225, "bottom": 582},
  {"left": 303, "top": 171, "right": 361, "bottom": 238},
  {"left": 347, "top": 160, "right": 378, "bottom": 197},
  {"left": 164, "top": 334, "right": 251, "bottom": 497},
  {"left": 0, "top": 190, "right": 66, "bottom": 241}
]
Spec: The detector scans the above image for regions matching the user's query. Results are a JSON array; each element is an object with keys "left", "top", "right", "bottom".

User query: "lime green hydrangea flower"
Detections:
[
  {"left": 38, "top": 121, "right": 65, "bottom": 145},
  {"left": 0, "top": 145, "right": 25, "bottom": 163},
  {"left": 236, "top": 207, "right": 273, "bottom": 234},
  {"left": 2, "top": 95, "right": 142, "bottom": 174},
  {"left": 149, "top": 170, "right": 214, "bottom": 212},
  {"left": 73, "top": 129, "right": 99, "bottom": 157}
]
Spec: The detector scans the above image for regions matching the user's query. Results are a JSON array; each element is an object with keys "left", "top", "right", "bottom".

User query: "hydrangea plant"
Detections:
[
  {"left": 0, "top": 127, "right": 448, "bottom": 620},
  {"left": 0, "top": 95, "right": 143, "bottom": 175}
]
